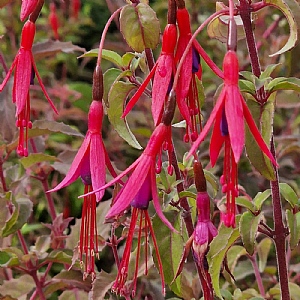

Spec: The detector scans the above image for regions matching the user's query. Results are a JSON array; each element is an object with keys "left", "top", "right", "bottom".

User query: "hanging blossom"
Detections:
[
  {"left": 20, "top": 0, "right": 39, "bottom": 21},
  {"left": 174, "top": 161, "right": 216, "bottom": 299},
  {"left": 49, "top": 92, "right": 117, "bottom": 278},
  {"left": 188, "top": 50, "right": 276, "bottom": 227},
  {"left": 175, "top": 7, "right": 203, "bottom": 142},
  {"left": 81, "top": 120, "right": 177, "bottom": 295},
  {"left": 122, "top": 23, "right": 179, "bottom": 126},
  {"left": 0, "top": 20, "right": 58, "bottom": 156}
]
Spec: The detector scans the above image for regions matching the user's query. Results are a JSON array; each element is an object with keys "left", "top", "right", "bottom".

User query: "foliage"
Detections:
[{"left": 0, "top": 0, "right": 300, "bottom": 299}]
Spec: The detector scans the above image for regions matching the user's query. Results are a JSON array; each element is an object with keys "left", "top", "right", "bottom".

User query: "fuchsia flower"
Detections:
[
  {"left": 20, "top": 0, "right": 39, "bottom": 21},
  {"left": 82, "top": 122, "right": 177, "bottom": 295},
  {"left": 175, "top": 8, "right": 203, "bottom": 142},
  {"left": 49, "top": 100, "right": 115, "bottom": 201},
  {"left": 188, "top": 50, "right": 276, "bottom": 227},
  {"left": 122, "top": 24, "right": 177, "bottom": 125},
  {"left": 0, "top": 20, "right": 58, "bottom": 156},
  {"left": 174, "top": 162, "right": 216, "bottom": 298},
  {"left": 49, "top": 100, "right": 117, "bottom": 278}
]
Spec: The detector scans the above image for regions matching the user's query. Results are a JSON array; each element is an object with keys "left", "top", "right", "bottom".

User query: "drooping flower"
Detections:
[
  {"left": 48, "top": 99, "right": 117, "bottom": 278},
  {"left": 188, "top": 50, "right": 276, "bottom": 227},
  {"left": 110, "top": 175, "right": 166, "bottom": 297},
  {"left": 175, "top": 7, "right": 203, "bottom": 142},
  {"left": 48, "top": 100, "right": 115, "bottom": 201},
  {"left": 20, "top": 0, "right": 39, "bottom": 21},
  {"left": 49, "top": 3, "right": 59, "bottom": 40},
  {"left": 174, "top": 161, "right": 216, "bottom": 299},
  {"left": 81, "top": 122, "right": 177, "bottom": 293},
  {"left": 0, "top": 20, "right": 58, "bottom": 156},
  {"left": 122, "top": 24, "right": 178, "bottom": 125}
]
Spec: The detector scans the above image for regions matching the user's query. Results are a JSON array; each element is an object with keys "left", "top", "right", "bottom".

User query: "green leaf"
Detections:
[
  {"left": 286, "top": 210, "right": 300, "bottom": 249},
  {"left": 245, "top": 94, "right": 276, "bottom": 181},
  {"left": 267, "top": 77, "right": 300, "bottom": 93},
  {"left": 265, "top": 0, "right": 300, "bottom": 56},
  {"left": 107, "top": 81, "right": 142, "bottom": 149},
  {"left": 226, "top": 245, "right": 247, "bottom": 278},
  {"left": 47, "top": 250, "right": 78, "bottom": 266},
  {"left": 253, "top": 189, "right": 272, "bottom": 210},
  {"left": 239, "top": 79, "right": 256, "bottom": 95},
  {"left": 120, "top": 3, "right": 160, "bottom": 53},
  {"left": 257, "top": 238, "right": 272, "bottom": 272},
  {"left": 0, "top": 250, "right": 20, "bottom": 268},
  {"left": 7, "top": 120, "right": 83, "bottom": 153},
  {"left": 239, "top": 211, "right": 261, "bottom": 255},
  {"left": 79, "top": 49, "right": 123, "bottom": 67},
  {"left": 103, "top": 68, "right": 122, "bottom": 105},
  {"left": 235, "top": 196, "right": 256, "bottom": 212},
  {"left": 1, "top": 198, "right": 33, "bottom": 237},
  {"left": 279, "top": 183, "right": 298, "bottom": 208},
  {"left": 207, "top": 219, "right": 240, "bottom": 300},
  {"left": 20, "top": 153, "right": 58, "bottom": 169},
  {"left": 260, "top": 64, "right": 281, "bottom": 79},
  {"left": 152, "top": 210, "right": 186, "bottom": 297}
]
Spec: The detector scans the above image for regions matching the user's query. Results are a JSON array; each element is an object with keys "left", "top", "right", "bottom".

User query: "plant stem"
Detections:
[
  {"left": 270, "top": 138, "right": 290, "bottom": 300},
  {"left": 238, "top": 0, "right": 266, "bottom": 102},
  {"left": 41, "top": 178, "right": 57, "bottom": 221},
  {"left": 238, "top": 2, "right": 290, "bottom": 297},
  {"left": 249, "top": 254, "right": 266, "bottom": 297},
  {"left": 170, "top": 146, "right": 194, "bottom": 236}
]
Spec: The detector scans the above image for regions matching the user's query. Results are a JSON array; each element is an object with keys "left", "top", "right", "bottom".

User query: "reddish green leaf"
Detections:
[
  {"left": 7, "top": 120, "right": 83, "bottom": 153},
  {"left": 239, "top": 211, "right": 262, "bottom": 255},
  {"left": 20, "top": 153, "right": 58, "bottom": 169},
  {"left": 107, "top": 81, "right": 142, "bottom": 149},
  {"left": 0, "top": 250, "right": 20, "bottom": 268},
  {"left": 265, "top": 0, "right": 300, "bottom": 56},
  {"left": 59, "top": 290, "right": 88, "bottom": 300},
  {"left": 245, "top": 94, "right": 276, "bottom": 181},
  {"left": 32, "top": 40, "right": 85, "bottom": 60},
  {"left": 120, "top": 3, "right": 160, "bottom": 53},
  {"left": 0, "top": 275, "right": 35, "bottom": 298},
  {"left": 53, "top": 270, "right": 92, "bottom": 291},
  {"left": 1, "top": 198, "right": 33, "bottom": 237}
]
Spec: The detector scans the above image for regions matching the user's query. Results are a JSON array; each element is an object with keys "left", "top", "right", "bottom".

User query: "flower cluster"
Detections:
[{"left": 1, "top": 0, "right": 281, "bottom": 298}]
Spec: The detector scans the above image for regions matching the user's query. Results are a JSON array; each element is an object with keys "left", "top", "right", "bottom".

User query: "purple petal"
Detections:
[
  {"left": 90, "top": 134, "right": 106, "bottom": 201},
  {"left": 105, "top": 156, "right": 152, "bottom": 219},
  {"left": 79, "top": 155, "right": 142, "bottom": 199},
  {"left": 225, "top": 86, "right": 244, "bottom": 163}
]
